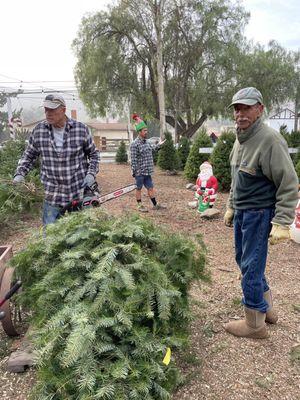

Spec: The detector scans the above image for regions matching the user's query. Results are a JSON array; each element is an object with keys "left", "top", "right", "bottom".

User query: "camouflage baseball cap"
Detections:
[{"left": 229, "top": 87, "right": 263, "bottom": 107}]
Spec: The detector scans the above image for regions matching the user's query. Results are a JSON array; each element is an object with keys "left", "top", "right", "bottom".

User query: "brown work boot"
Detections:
[
  {"left": 152, "top": 203, "right": 167, "bottom": 210},
  {"left": 137, "top": 204, "right": 148, "bottom": 213},
  {"left": 224, "top": 307, "right": 268, "bottom": 339},
  {"left": 264, "top": 290, "right": 278, "bottom": 324}
]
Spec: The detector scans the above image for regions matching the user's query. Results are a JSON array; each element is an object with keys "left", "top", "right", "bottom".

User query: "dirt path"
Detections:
[{"left": 0, "top": 163, "right": 299, "bottom": 400}]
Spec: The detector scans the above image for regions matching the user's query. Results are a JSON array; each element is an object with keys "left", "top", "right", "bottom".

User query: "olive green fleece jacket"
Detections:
[{"left": 227, "top": 117, "right": 298, "bottom": 226}]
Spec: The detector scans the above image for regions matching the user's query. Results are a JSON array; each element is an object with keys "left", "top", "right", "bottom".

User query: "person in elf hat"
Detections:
[
  {"left": 195, "top": 161, "right": 218, "bottom": 212},
  {"left": 224, "top": 87, "right": 298, "bottom": 339},
  {"left": 130, "top": 114, "right": 166, "bottom": 212}
]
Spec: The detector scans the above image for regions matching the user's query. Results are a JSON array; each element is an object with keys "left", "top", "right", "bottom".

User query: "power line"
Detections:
[
  {"left": 0, "top": 80, "right": 75, "bottom": 84},
  {"left": 0, "top": 72, "right": 78, "bottom": 98}
]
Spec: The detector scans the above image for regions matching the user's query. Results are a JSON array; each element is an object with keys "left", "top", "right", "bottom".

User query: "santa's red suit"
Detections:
[{"left": 195, "top": 162, "right": 218, "bottom": 207}]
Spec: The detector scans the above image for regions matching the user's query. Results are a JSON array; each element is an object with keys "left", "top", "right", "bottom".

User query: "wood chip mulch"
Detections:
[{"left": 0, "top": 163, "right": 299, "bottom": 400}]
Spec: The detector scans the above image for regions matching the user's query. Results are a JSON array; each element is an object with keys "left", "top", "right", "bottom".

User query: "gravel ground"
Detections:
[{"left": 0, "top": 163, "right": 299, "bottom": 400}]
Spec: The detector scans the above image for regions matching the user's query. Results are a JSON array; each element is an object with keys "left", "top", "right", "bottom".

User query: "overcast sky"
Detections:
[{"left": 0, "top": 0, "right": 299, "bottom": 89}]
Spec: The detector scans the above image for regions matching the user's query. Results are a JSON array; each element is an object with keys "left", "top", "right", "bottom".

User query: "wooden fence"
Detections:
[{"left": 93, "top": 137, "right": 130, "bottom": 152}]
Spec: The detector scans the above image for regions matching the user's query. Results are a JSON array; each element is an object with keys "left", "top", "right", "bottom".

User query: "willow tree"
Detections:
[{"left": 73, "top": 0, "right": 296, "bottom": 137}]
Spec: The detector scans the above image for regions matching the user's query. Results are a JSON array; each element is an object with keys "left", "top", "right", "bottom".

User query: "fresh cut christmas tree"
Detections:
[
  {"left": 157, "top": 132, "right": 180, "bottom": 171},
  {"left": 115, "top": 140, "right": 128, "bottom": 163},
  {"left": 210, "top": 130, "right": 236, "bottom": 191},
  {"left": 184, "top": 129, "right": 212, "bottom": 181},
  {"left": 13, "top": 209, "right": 206, "bottom": 400}
]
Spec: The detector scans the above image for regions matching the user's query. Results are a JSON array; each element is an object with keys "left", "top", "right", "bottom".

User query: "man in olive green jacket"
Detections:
[{"left": 224, "top": 87, "right": 298, "bottom": 339}]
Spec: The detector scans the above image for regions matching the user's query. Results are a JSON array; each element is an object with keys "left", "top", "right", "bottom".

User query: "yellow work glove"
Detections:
[
  {"left": 224, "top": 208, "right": 234, "bottom": 227},
  {"left": 269, "top": 223, "right": 290, "bottom": 245}
]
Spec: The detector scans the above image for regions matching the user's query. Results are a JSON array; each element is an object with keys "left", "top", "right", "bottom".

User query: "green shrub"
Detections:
[
  {"left": 280, "top": 125, "right": 290, "bottom": 145},
  {"left": 289, "top": 131, "right": 300, "bottom": 166},
  {"left": 279, "top": 129, "right": 300, "bottom": 166},
  {"left": 157, "top": 132, "right": 180, "bottom": 171},
  {"left": 288, "top": 130, "right": 300, "bottom": 148},
  {"left": 0, "top": 138, "right": 42, "bottom": 230},
  {"left": 184, "top": 129, "right": 212, "bottom": 181},
  {"left": 177, "top": 137, "right": 191, "bottom": 170},
  {"left": 210, "top": 131, "right": 236, "bottom": 191},
  {"left": 115, "top": 140, "right": 128, "bottom": 163},
  {"left": 296, "top": 159, "right": 300, "bottom": 181},
  {"left": 13, "top": 210, "right": 206, "bottom": 400}
]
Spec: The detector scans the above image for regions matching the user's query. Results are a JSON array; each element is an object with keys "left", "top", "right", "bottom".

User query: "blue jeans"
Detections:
[
  {"left": 234, "top": 208, "right": 275, "bottom": 313},
  {"left": 42, "top": 201, "right": 62, "bottom": 226},
  {"left": 135, "top": 175, "right": 154, "bottom": 190}
]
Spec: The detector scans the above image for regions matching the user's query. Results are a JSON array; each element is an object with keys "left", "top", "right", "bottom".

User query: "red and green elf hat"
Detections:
[{"left": 132, "top": 113, "right": 147, "bottom": 132}]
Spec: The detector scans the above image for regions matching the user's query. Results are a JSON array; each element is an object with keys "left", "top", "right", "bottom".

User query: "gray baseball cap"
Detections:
[
  {"left": 229, "top": 87, "right": 263, "bottom": 107},
  {"left": 43, "top": 94, "right": 66, "bottom": 109}
]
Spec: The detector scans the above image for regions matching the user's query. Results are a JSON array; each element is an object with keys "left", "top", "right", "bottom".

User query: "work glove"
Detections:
[
  {"left": 83, "top": 173, "right": 95, "bottom": 188},
  {"left": 269, "top": 223, "right": 290, "bottom": 245},
  {"left": 224, "top": 208, "right": 234, "bottom": 227},
  {"left": 13, "top": 174, "right": 25, "bottom": 184}
]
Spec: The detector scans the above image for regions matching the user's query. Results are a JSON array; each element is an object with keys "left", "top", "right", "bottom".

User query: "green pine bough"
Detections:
[
  {"left": 0, "top": 138, "right": 43, "bottom": 230},
  {"left": 12, "top": 210, "right": 206, "bottom": 400}
]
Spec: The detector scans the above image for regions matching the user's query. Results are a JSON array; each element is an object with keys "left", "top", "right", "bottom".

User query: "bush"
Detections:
[
  {"left": 157, "top": 132, "right": 180, "bottom": 171},
  {"left": 279, "top": 129, "right": 300, "bottom": 167},
  {"left": 184, "top": 129, "right": 212, "bottom": 181},
  {"left": 0, "top": 138, "right": 42, "bottom": 230},
  {"left": 177, "top": 137, "right": 191, "bottom": 170},
  {"left": 296, "top": 159, "right": 300, "bottom": 181},
  {"left": 279, "top": 125, "right": 290, "bottom": 145},
  {"left": 288, "top": 130, "right": 300, "bottom": 148},
  {"left": 13, "top": 210, "right": 207, "bottom": 400},
  {"left": 289, "top": 131, "right": 300, "bottom": 166},
  {"left": 115, "top": 140, "right": 128, "bottom": 163},
  {"left": 210, "top": 131, "right": 236, "bottom": 191}
]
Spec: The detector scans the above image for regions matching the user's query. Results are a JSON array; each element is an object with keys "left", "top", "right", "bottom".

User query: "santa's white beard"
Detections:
[{"left": 199, "top": 172, "right": 212, "bottom": 181}]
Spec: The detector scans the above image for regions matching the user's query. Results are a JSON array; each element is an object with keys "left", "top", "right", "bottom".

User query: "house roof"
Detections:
[
  {"left": 86, "top": 122, "right": 133, "bottom": 131},
  {"left": 22, "top": 119, "right": 45, "bottom": 128}
]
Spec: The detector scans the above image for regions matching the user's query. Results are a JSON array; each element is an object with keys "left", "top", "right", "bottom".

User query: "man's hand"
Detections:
[
  {"left": 13, "top": 174, "right": 25, "bottom": 184},
  {"left": 269, "top": 224, "right": 290, "bottom": 245},
  {"left": 224, "top": 208, "right": 234, "bottom": 227},
  {"left": 83, "top": 173, "right": 95, "bottom": 187}
]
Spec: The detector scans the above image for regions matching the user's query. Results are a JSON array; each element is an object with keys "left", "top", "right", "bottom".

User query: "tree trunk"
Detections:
[
  {"left": 185, "top": 114, "right": 208, "bottom": 138},
  {"left": 165, "top": 113, "right": 207, "bottom": 138},
  {"left": 154, "top": 1, "right": 166, "bottom": 139}
]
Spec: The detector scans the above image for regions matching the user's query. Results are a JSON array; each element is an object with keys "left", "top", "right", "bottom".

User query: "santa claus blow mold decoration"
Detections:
[
  {"left": 195, "top": 162, "right": 218, "bottom": 213},
  {"left": 290, "top": 197, "right": 300, "bottom": 244}
]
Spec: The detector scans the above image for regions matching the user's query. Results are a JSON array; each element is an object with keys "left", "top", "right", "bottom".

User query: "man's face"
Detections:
[
  {"left": 139, "top": 128, "right": 148, "bottom": 139},
  {"left": 233, "top": 103, "right": 264, "bottom": 130},
  {"left": 44, "top": 106, "right": 66, "bottom": 126}
]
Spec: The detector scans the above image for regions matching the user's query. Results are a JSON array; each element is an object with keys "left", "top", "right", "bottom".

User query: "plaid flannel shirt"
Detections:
[
  {"left": 15, "top": 118, "right": 100, "bottom": 206},
  {"left": 130, "top": 137, "right": 160, "bottom": 176}
]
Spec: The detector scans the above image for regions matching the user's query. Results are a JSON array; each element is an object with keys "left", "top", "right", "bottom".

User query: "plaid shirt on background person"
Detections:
[
  {"left": 15, "top": 118, "right": 100, "bottom": 206},
  {"left": 130, "top": 137, "right": 160, "bottom": 176}
]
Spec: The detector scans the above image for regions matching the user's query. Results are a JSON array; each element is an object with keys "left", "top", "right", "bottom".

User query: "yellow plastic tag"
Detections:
[{"left": 162, "top": 347, "right": 171, "bottom": 365}]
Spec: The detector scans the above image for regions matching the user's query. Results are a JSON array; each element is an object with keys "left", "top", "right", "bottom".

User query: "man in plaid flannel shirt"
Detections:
[
  {"left": 13, "top": 94, "right": 100, "bottom": 225},
  {"left": 130, "top": 116, "right": 166, "bottom": 212}
]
